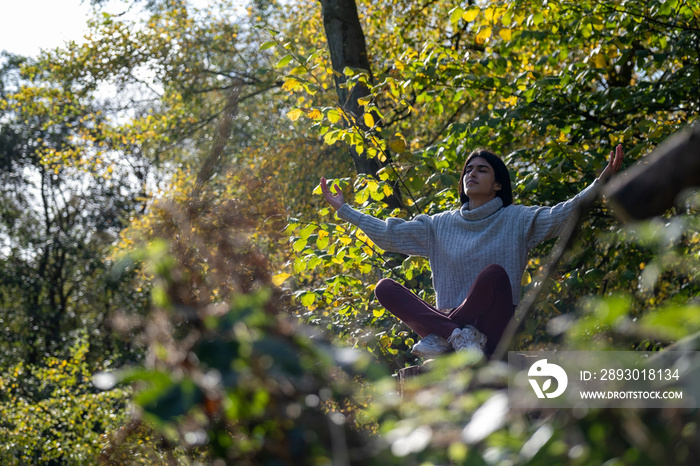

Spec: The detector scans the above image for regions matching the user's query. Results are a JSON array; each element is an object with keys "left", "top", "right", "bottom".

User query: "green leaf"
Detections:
[
  {"left": 324, "top": 129, "right": 341, "bottom": 145},
  {"left": 449, "top": 7, "right": 465, "bottom": 24},
  {"left": 275, "top": 54, "right": 294, "bottom": 68},
  {"left": 502, "top": 8, "right": 513, "bottom": 26},
  {"left": 294, "top": 256, "right": 307, "bottom": 273},
  {"left": 327, "top": 108, "right": 341, "bottom": 124},
  {"left": 300, "top": 292, "right": 316, "bottom": 307},
  {"left": 316, "top": 234, "right": 330, "bottom": 250},
  {"left": 299, "top": 223, "right": 316, "bottom": 240},
  {"left": 292, "top": 238, "right": 307, "bottom": 252},
  {"left": 259, "top": 40, "right": 277, "bottom": 51}
]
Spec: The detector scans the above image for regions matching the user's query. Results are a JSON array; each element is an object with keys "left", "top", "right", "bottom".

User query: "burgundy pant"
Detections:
[{"left": 374, "top": 264, "right": 514, "bottom": 355}]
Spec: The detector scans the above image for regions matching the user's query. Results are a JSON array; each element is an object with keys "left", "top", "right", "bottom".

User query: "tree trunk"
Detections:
[
  {"left": 319, "top": 0, "right": 381, "bottom": 176},
  {"left": 320, "top": 0, "right": 404, "bottom": 210}
]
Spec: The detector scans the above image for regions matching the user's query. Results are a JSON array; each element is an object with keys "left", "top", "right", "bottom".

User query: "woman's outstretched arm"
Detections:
[
  {"left": 318, "top": 177, "right": 431, "bottom": 256},
  {"left": 522, "top": 145, "right": 625, "bottom": 248}
]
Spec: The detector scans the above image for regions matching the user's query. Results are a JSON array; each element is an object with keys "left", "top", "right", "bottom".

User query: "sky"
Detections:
[
  {"left": 0, "top": 0, "right": 226, "bottom": 58},
  {"left": 0, "top": 0, "right": 95, "bottom": 57}
]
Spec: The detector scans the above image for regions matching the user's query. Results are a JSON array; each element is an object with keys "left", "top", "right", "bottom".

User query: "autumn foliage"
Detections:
[{"left": 1, "top": 0, "right": 700, "bottom": 463}]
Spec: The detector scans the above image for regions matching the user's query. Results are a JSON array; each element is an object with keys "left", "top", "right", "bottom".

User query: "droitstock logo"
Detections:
[{"left": 528, "top": 359, "right": 568, "bottom": 398}]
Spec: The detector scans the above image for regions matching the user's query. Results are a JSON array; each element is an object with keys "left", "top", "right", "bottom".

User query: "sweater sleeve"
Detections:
[
  {"left": 336, "top": 204, "right": 431, "bottom": 256},
  {"left": 522, "top": 178, "right": 600, "bottom": 249}
]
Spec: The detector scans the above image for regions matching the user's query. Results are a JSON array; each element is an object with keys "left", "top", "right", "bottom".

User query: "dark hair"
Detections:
[{"left": 459, "top": 149, "right": 513, "bottom": 206}]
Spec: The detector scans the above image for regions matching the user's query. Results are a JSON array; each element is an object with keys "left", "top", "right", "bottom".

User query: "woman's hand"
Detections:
[
  {"left": 320, "top": 177, "right": 345, "bottom": 211},
  {"left": 600, "top": 144, "right": 624, "bottom": 181}
]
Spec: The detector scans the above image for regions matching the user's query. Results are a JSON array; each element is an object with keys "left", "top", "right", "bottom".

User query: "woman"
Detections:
[{"left": 321, "top": 145, "right": 624, "bottom": 359}]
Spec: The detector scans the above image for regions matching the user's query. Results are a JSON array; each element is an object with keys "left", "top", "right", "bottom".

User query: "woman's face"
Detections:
[{"left": 462, "top": 157, "right": 502, "bottom": 201}]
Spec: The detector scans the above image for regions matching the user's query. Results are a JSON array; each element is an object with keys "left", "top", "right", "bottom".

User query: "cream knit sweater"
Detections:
[{"left": 337, "top": 179, "right": 600, "bottom": 309}]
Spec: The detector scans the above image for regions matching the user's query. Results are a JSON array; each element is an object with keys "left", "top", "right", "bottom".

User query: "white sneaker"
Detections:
[
  {"left": 411, "top": 334, "right": 452, "bottom": 357},
  {"left": 447, "top": 326, "right": 487, "bottom": 360}
]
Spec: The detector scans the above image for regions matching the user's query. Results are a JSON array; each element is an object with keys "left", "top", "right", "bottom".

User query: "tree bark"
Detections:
[
  {"left": 320, "top": 0, "right": 405, "bottom": 210},
  {"left": 320, "top": 0, "right": 381, "bottom": 176}
]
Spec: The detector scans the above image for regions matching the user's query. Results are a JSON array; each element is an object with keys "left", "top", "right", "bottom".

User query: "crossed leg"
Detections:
[{"left": 374, "top": 264, "right": 514, "bottom": 355}]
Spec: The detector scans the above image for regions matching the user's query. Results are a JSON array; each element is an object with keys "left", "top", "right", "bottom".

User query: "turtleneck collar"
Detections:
[{"left": 459, "top": 196, "right": 504, "bottom": 220}]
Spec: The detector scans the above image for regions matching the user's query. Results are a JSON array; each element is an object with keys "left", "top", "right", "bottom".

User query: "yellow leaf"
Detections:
[
  {"left": 476, "top": 26, "right": 492, "bottom": 43},
  {"left": 364, "top": 112, "right": 375, "bottom": 128},
  {"left": 281, "top": 79, "right": 299, "bottom": 92},
  {"left": 484, "top": 6, "right": 497, "bottom": 22},
  {"left": 388, "top": 137, "right": 407, "bottom": 153},
  {"left": 499, "top": 28, "right": 512, "bottom": 41},
  {"left": 521, "top": 270, "right": 532, "bottom": 285},
  {"left": 592, "top": 17, "right": 604, "bottom": 31},
  {"left": 308, "top": 108, "right": 323, "bottom": 120},
  {"left": 462, "top": 6, "right": 479, "bottom": 22},
  {"left": 287, "top": 108, "right": 303, "bottom": 121},
  {"left": 272, "top": 272, "right": 291, "bottom": 286},
  {"left": 327, "top": 108, "right": 341, "bottom": 124},
  {"left": 594, "top": 53, "right": 607, "bottom": 68}
]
